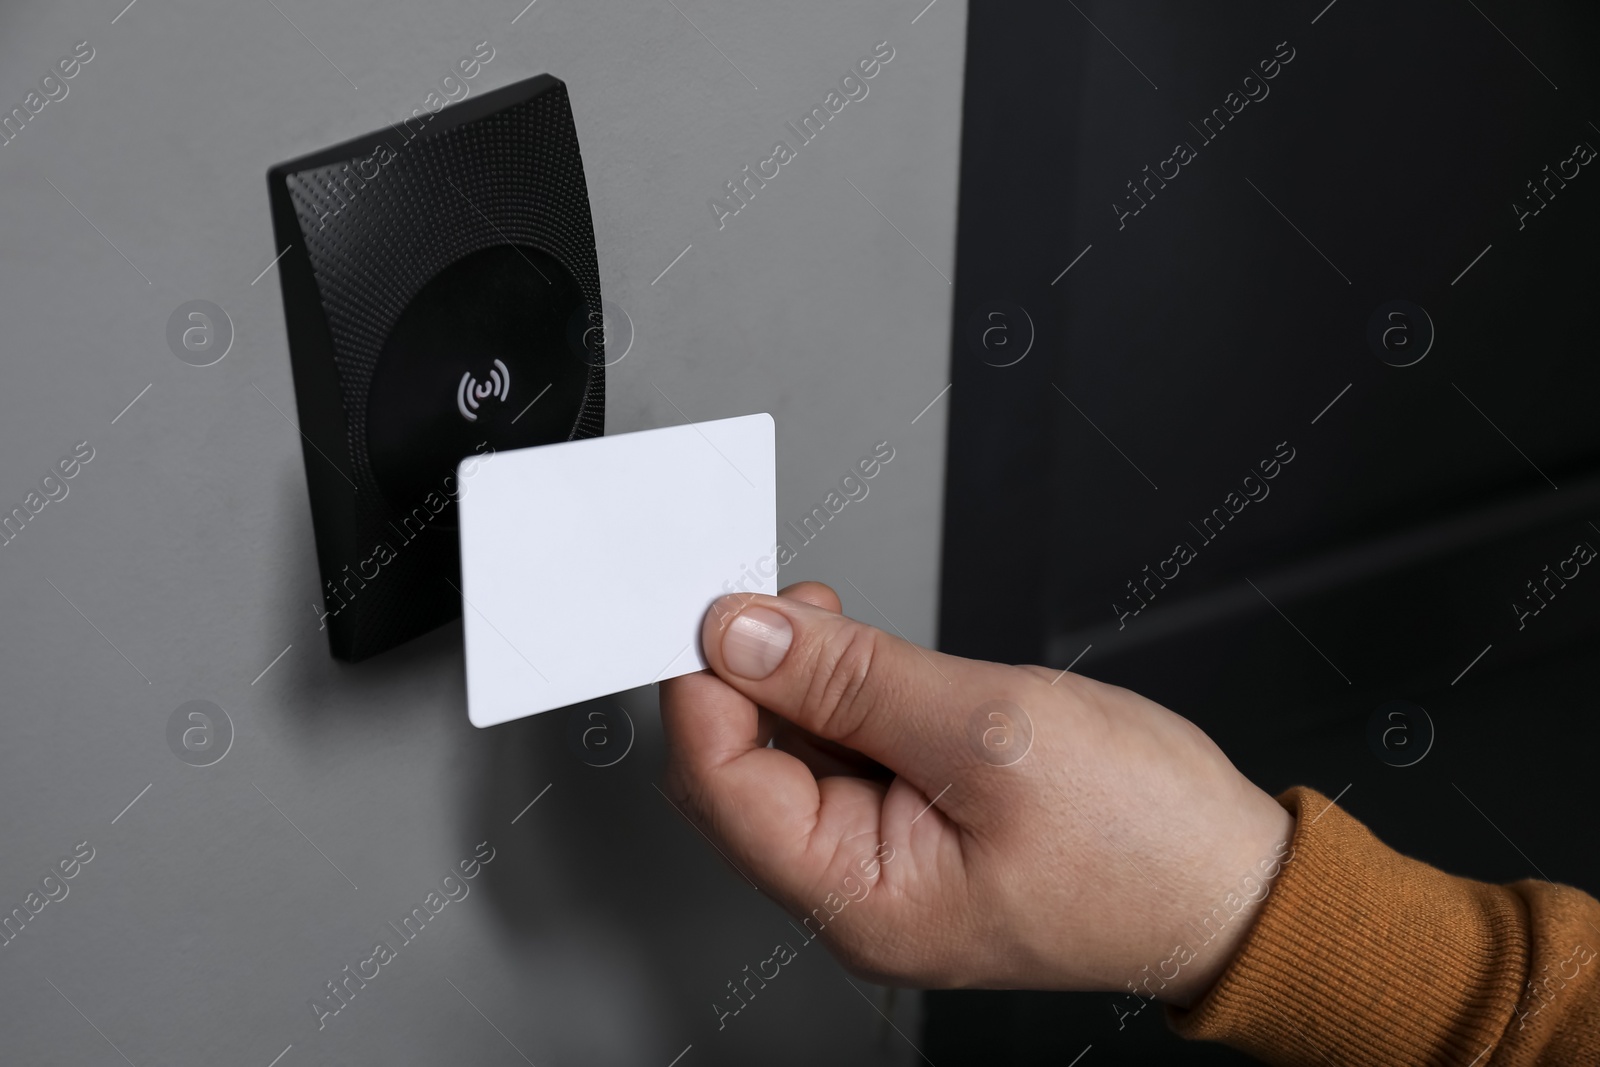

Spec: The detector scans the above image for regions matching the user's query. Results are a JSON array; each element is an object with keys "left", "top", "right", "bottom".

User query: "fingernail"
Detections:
[{"left": 722, "top": 606, "right": 792, "bottom": 679}]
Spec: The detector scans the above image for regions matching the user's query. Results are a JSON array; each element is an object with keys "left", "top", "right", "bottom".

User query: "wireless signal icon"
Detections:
[{"left": 456, "top": 359, "right": 512, "bottom": 422}]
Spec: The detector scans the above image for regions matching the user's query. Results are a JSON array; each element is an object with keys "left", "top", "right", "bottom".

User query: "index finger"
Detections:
[{"left": 659, "top": 663, "right": 888, "bottom": 906}]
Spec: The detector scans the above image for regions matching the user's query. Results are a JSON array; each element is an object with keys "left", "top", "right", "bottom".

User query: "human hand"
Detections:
[{"left": 659, "top": 583, "right": 1294, "bottom": 1005}]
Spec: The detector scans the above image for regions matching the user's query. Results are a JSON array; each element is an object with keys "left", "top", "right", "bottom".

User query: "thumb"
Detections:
[{"left": 701, "top": 592, "right": 989, "bottom": 780}]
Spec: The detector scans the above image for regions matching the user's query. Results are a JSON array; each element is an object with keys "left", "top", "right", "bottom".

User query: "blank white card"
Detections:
[{"left": 457, "top": 413, "right": 776, "bottom": 727}]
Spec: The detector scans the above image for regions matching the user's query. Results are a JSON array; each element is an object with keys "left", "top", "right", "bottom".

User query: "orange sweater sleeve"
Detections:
[{"left": 1167, "top": 787, "right": 1600, "bottom": 1065}]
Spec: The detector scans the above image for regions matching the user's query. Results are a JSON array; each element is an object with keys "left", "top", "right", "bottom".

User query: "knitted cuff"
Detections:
[{"left": 1166, "top": 786, "right": 1529, "bottom": 1066}]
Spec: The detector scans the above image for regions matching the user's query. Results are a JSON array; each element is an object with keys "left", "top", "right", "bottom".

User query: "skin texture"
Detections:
[{"left": 659, "top": 583, "right": 1294, "bottom": 1005}]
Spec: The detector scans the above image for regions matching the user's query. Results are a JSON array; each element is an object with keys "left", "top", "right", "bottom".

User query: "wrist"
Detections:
[{"left": 1156, "top": 792, "right": 1297, "bottom": 1006}]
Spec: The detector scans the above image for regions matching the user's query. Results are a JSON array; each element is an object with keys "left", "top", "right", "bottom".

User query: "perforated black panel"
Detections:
[
  {"left": 271, "top": 76, "right": 604, "bottom": 660},
  {"left": 285, "top": 83, "right": 604, "bottom": 491}
]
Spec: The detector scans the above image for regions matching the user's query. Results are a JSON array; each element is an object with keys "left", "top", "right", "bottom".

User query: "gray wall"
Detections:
[{"left": 0, "top": 1, "right": 962, "bottom": 1064}]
